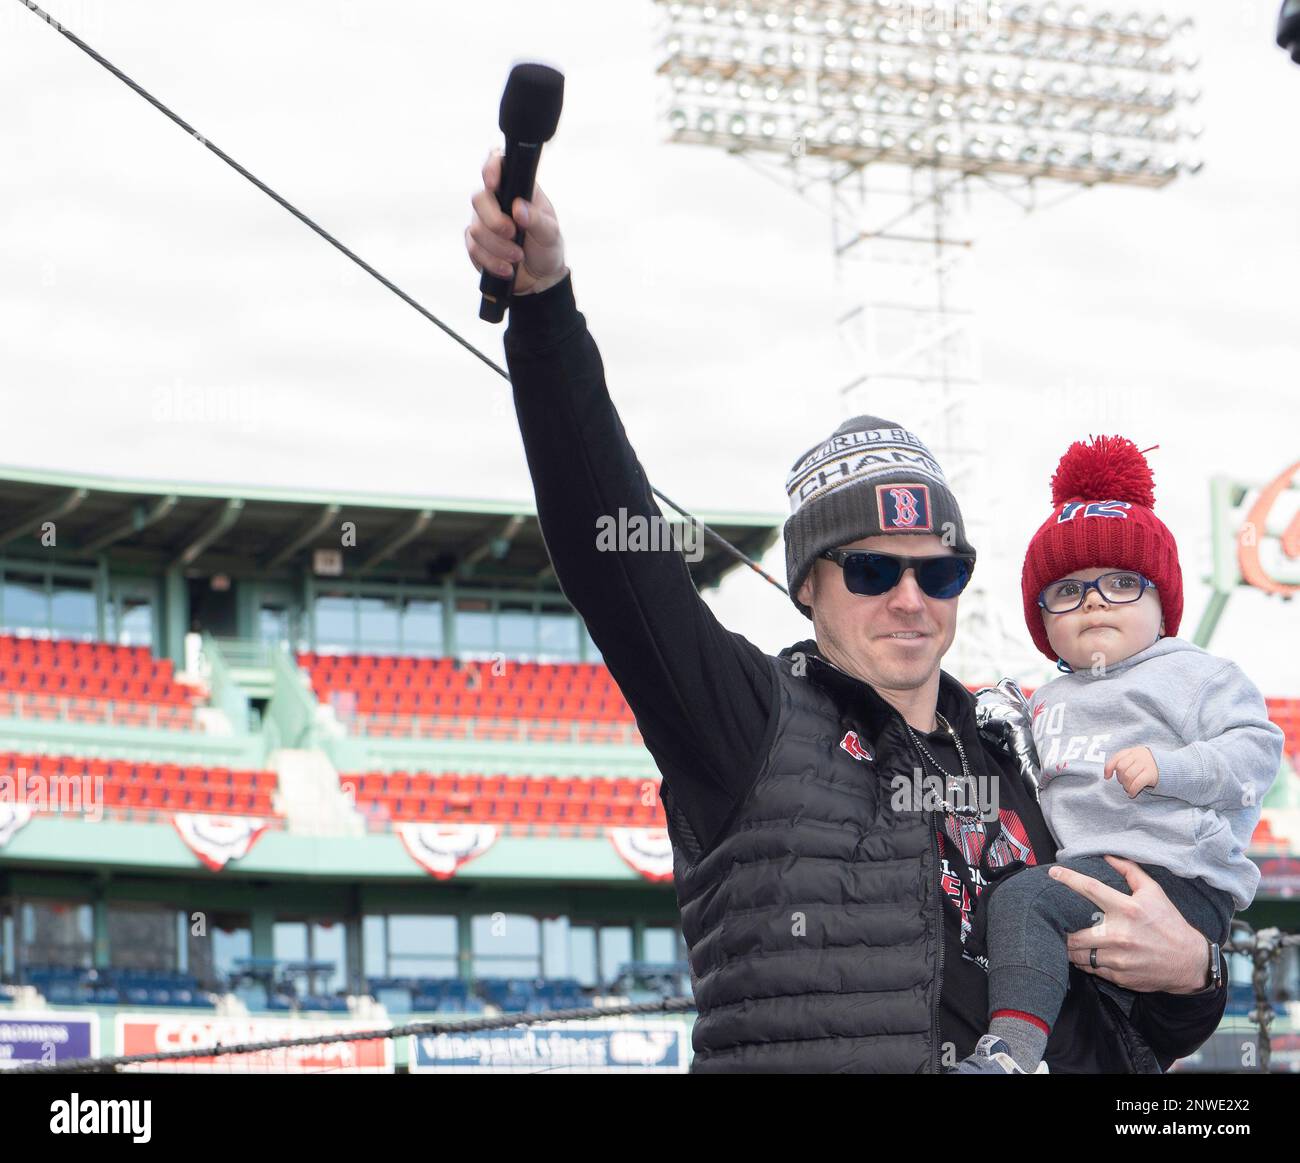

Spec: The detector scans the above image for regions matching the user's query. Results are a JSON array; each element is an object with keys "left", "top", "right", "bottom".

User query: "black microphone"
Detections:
[
  {"left": 1281, "top": 0, "right": 1300, "bottom": 62},
  {"left": 479, "top": 63, "right": 565, "bottom": 323}
]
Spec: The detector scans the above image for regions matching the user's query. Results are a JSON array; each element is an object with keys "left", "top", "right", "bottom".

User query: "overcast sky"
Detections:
[{"left": 2, "top": 0, "right": 1297, "bottom": 693}]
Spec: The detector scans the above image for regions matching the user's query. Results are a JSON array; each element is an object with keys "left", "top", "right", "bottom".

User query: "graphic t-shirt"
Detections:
[{"left": 911, "top": 723, "right": 1040, "bottom": 1061}]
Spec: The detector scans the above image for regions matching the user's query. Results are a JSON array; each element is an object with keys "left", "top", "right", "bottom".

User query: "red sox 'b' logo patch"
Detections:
[
  {"left": 876, "top": 483, "right": 933, "bottom": 532},
  {"left": 839, "top": 730, "right": 873, "bottom": 762}
]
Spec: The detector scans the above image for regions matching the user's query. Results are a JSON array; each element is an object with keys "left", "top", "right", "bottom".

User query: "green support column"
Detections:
[
  {"left": 1191, "top": 591, "right": 1230, "bottom": 650},
  {"left": 303, "top": 569, "right": 316, "bottom": 652},
  {"left": 294, "top": 568, "right": 310, "bottom": 653},
  {"left": 95, "top": 557, "right": 110, "bottom": 641},
  {"left": 1196, "top": 476, "right": 1248, "bottom": 652},
  {"left": 236, "top": 579, "right": 260, "bottom": 641},
  {"left": 457, "top": 908, "right": 474, "bottom": 986},
  {"left": 92, "top": 889, "right": 110, "bottom": 970},
  {"left": 2, "top": 894, "right": 16, "bottom": 978},
  {"left": 442, "top": 579, "right": 456, "bottom": 656},
  {"left": 345, "top": 909, "right": 364, "bottom": 994},
  {"left": 162, "top": 566, "right": 188, "bottom": 670},
  {"left": 251, "top": 907, "right": 275, "bottom": 962},
  {"left": 631, "top": 917, "right": 646, "bottom": 966}
]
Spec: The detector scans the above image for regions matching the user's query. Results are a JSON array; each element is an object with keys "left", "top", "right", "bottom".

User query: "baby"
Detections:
[{"left": 953, "top": 435, "right": 1284, "bottom": 1075}]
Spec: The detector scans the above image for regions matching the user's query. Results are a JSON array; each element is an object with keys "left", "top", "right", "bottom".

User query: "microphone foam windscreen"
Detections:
[
  {"left": 1281, "top": 0, "right": 1300, "bottom": 54},
  {"left": 498, "top": 63, "right": 565, "bottom": 143}
]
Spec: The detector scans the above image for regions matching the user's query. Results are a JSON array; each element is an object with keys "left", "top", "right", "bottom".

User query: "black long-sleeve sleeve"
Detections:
[
  {"left": 1128, "top": 976, "right": 1229, "bottom": 1072},
  {"left": 502, "top": 273, "right": 778, "bottom": 852}
]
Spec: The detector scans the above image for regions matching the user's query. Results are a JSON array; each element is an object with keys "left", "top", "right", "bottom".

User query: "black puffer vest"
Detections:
[{"left": 664, "top": 640, "right": 1161, "bottom": 1073}]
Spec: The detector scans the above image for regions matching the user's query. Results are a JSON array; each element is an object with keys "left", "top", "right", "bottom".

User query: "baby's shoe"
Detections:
[{"left": 948, "top": 1034, "right": 1049, "bottom": 1074}]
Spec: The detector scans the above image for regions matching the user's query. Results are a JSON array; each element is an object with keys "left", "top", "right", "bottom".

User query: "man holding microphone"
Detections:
[{"left": 464, "top": 149, "right": 1227, "bottom": 1073}]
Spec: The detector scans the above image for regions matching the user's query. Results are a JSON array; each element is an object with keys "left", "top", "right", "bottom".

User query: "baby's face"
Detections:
[{"left": 1040, "top": 565, "right": 1165, "bottom": 672}]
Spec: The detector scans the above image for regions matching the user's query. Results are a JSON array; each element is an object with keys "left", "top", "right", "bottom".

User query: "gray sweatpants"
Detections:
[{"left": 982, "top": 855, "right": 1234, "bottom": 1027}]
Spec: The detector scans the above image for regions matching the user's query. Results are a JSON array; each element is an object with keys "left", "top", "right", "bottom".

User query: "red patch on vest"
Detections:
[{"left": 839, "top": 730, "right": 873, "bottom": 762}]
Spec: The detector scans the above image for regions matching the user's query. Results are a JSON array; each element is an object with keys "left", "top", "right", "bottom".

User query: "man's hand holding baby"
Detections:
[{"left": 1104, "top": 746, "right": 1159, "bottom": 797}]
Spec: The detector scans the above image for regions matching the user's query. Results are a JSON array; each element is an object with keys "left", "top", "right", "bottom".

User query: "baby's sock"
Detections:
[{"left": 988, "top": 1010, "right": 1050, "bottom": 1072}]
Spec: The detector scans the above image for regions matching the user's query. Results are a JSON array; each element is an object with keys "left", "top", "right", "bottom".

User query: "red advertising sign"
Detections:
[{"left": 116, "top": 1016, "right": 392, "bottom": 1073}]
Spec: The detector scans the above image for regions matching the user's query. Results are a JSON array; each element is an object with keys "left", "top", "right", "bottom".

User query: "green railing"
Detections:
[
  {"left": 214, "top": 637, "right": 275, "bottom": 671},
  {"left": 265, "top": 642, "right": 320, "bottom": 751},
  {"left": 198, "top": 633, "right": 255, "bottom": 734}
]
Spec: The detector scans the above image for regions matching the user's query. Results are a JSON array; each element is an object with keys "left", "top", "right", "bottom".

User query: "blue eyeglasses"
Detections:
[{"left": 1037, "top": 571, "right": 1157, "bottom": 614}]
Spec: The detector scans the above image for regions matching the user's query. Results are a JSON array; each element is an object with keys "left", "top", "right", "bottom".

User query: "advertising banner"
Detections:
[
  {"left": 410, "top": 1019, "right": 687, "bottom": 1073},
  {"left": 0, "top": 1012, "right": 98, "bottom": 1069},
  {"left": 116, "top": 1015, "right": 392, "bottom": 1073}
]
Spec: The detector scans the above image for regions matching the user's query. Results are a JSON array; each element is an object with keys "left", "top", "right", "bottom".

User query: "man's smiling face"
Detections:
[
  {"left": 1040, "top": 564, "right": 1165, "bottom": 671},
  {"left": 797, "top": 532, "right": 959, "bottom": 695}
]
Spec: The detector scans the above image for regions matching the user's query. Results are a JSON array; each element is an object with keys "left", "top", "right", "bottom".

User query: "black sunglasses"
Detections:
[{"left": 820, "top": 549, "right": 976, "bottom": 599}]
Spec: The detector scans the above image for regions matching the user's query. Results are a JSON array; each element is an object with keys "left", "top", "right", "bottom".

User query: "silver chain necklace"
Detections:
[{"left": 906, "top": 711, "right": 981, "bottom": 817}]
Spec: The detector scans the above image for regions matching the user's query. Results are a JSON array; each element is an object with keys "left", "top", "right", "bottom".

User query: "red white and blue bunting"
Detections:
[
  {"left": 609, "top": 827, "right": 674, "bottom": 883},
  {"left": 397, "top": 823, "right": 499, "bottom": 879},
  {"left": 0, "top": 803, "right": 33, "bottom": 848},
  {"left": 172, "top": 814, "right": 268, "bottom": 872}
]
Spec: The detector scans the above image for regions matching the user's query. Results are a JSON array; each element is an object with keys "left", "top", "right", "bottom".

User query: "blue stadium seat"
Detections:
[
  {"left": 299, "top": 995, "right": 348, "bottom": 1013},
  {"left": 375, "top": 986, "right": 413, "bottom": 1014}
]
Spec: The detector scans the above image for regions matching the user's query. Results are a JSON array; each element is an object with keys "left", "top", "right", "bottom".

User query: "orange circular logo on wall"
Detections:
[{"left": 1238, "top": 460, "right": 1300, "bottom": 596}]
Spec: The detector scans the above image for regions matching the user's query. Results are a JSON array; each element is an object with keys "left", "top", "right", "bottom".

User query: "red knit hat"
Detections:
[{"left": 1021, "top": 435, "right": 1182, "bottom": 662}]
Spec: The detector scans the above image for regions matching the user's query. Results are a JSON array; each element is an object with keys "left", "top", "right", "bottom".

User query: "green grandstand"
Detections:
[
  {"left": 1, "top": 464, "right": 1297, "bottom": 1072},
  {"left": 0, "top": 465, "right": 782, "bottom": 1071}
]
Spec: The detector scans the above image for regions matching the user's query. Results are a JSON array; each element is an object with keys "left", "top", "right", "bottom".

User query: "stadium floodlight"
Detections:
[
  {"left": 654, "top": 0, "right": 1201, "bottom": 187},
  {"left": 651, "top": 0, "right": 1204, "bottom": 686}
]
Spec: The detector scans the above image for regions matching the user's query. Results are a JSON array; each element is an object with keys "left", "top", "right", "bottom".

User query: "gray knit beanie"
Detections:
[{"left": 784, "top": 415, "right": 976, "bottom": 618}]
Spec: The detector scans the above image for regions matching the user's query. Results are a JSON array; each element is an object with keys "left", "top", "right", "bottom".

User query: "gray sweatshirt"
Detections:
[{"left": 1029, "top": 636, "right": 1284, "bottom": 910}]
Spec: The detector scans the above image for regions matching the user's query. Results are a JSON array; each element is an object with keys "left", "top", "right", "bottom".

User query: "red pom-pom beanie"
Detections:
[{"left": 1022, "top": 435, "right": 1182, "bottom": 662}]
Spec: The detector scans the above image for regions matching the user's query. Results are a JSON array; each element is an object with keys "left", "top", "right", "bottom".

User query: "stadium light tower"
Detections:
[{"left": 652, "top": 0, "right": 1203, "bottom": 683}]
